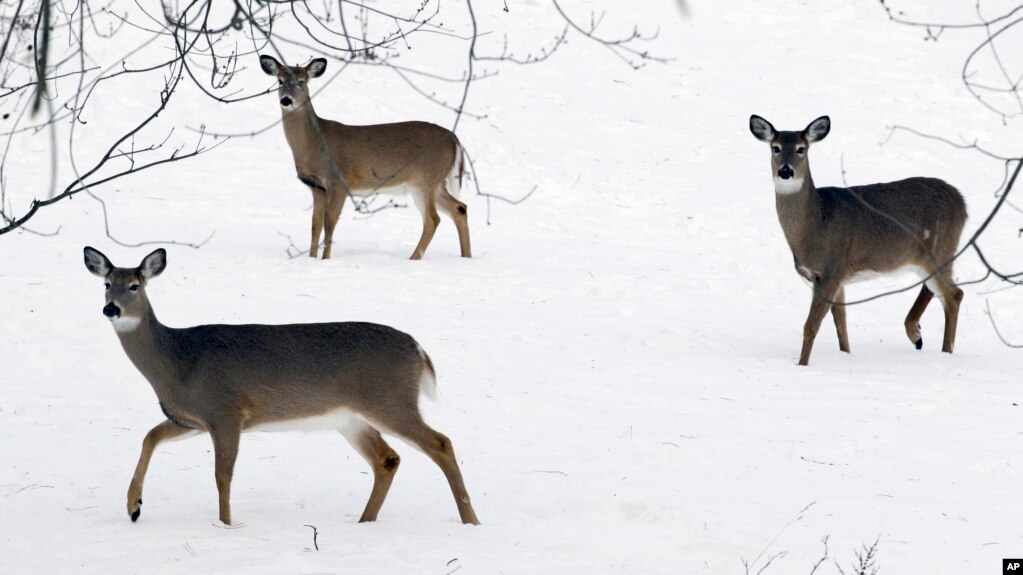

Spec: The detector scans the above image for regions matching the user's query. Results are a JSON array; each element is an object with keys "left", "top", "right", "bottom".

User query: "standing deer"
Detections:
[
  {"left": 259, "top": 54, "right": 472, "bottom": 260},
  {"left": 748, "top": 115, "right": 967, "bottom": 366},
  {"left": 83, "top": 246, "right": 479, "bottom": 525}
]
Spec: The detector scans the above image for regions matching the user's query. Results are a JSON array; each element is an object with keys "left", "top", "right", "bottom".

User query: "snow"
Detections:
[{"left": 2, "top": 1, "right": 1022, "bottom": 573}]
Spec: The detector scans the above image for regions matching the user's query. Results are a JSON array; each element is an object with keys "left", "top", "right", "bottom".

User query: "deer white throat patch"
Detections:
[
  {"left": 110, "top": 315, "right": 141, "bottom": 333},
  {"left": 773, "top": 177, "right": 804, "bottom": 195}
]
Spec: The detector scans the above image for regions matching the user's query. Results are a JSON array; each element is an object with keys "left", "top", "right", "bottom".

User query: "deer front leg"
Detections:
[
  {"left": 309, "top": 187, "right": 326, "bottom": 258},
  {"left": 210, "top": 424, "right": 242, "bottom": 525},
  {"left": 799, "top": 277, "right": 840, "bottom": 366},
  {"left": 321, "top": 186, "right": 348, "bottom": 260},
  {"left": 127, "top": 420, "right": 194, "bottom": 522},
  {"left": 831, "top": 287, "right": 850, "bottom": 353}
]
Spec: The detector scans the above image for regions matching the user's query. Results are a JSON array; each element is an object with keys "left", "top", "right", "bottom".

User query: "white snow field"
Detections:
[{"left": 2, "top": 1, "right": 1022, "bottom": 573}]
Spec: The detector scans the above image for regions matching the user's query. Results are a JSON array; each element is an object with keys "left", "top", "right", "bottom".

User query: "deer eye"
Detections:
[
  {"left": 104, "top": 283, "right": 110, "bottom": 290},
  {"left": 796, "top": 147, "right": 806, "bottom": 155},
  {"left": 129, "top": 284, "right": 139, "bottom": 292},
  {"left": 771, "top": 146, "right": 781, "bottom": 154}
]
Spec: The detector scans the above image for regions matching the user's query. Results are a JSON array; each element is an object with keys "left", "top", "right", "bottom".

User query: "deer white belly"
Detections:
[
  {"left": 247, "top": 407, "right": 368, "bottom": 434},
  {"left": 349, "top": 182, "right": 409, "bottom": 198},
  {"left": 844, "top": 269, "right": 886, "bottom": 284},
  {"left": 845, "top": 264, "right": 936, "bottom": 287}
]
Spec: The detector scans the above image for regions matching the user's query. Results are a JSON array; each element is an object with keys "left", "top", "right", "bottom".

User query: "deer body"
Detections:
[
  {"left": 262, "top": 55, "right": 471, "bottom": 260},
  {"left": 84, "top": 247, "right": 479, "bottom": 526},
  {"left": 750, "top": 116, "right": 967, "bottom": 366},
  {"left": 777, "top": 177, "right": 965, "bottom": 284},
  {"left": 117, "top": 318, "right": 430, "bottom": 430}
]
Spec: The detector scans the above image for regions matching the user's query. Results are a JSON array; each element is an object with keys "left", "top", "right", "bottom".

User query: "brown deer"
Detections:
[
  {"left": 749, "top": 115, "right": 967, "bottom": 366},
  {"left": 83, "top": 246, "right": 479, "bottom": 525},
  {"left": 259, "top": 55, "right": 471, "bottom": 260}
]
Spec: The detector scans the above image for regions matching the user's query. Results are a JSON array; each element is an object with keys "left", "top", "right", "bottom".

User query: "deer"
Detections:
[
  {"left": 82, "top": 246, "right": 480, "bottom": 526},
  {"left": 748, "top": 115, "right": 967, "bottom": 366},
  {"left": 259, "top": 54, "right": 472, "bottom": 261}
]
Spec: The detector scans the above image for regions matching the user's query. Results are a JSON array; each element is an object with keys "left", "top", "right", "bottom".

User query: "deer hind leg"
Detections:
[
  {"left": 339, "top": 423, "right": 401, "bottom": 523},
  {"left": 382, "top": 415, "right": 479, "bottom": 525},
  {"left": 831, "top": 287, "right": 850, "bottom": 353},
  {"left": 929, "top": 270, "right": 963, "bottom": 354},
  {"left": 309, "top": 187, "right": 326, "bottom": 258},
  {"left": 410, "top": 189, "right": 441, "bottom": 260},
  {"left": 799, "top": 277, "right": 840, "bottom": 366},
  {"left": 321, "top": 187, "right": 348, "bottom": 260},
  {"left": 127, "top": 419, "right": 196, "bottom": 522},
  {"left": 905, "top": 285, "right": 934, "bottom": 350},
  {"left": 437, "top": 182, "right": 472, "bottom": 258},
  {"left": 210, "top": 423, "right": 242, "bottom": 525}
]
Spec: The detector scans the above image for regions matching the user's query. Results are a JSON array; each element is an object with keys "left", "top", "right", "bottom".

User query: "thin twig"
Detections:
[{"left": 303, "top": 524, "right": 319, "bottom": 551}]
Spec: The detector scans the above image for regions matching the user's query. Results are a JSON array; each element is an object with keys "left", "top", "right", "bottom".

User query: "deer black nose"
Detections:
[
  {"left": 778, "top": 165, "right": 794, "bottom": 180},
  {"left": 103, "top": 303, "right": 120, "bottom": 318},
  {"left": 280, "top": 96, "right": 293, "bottom": 107}
]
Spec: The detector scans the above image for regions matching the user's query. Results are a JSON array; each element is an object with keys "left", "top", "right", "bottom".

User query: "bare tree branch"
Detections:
[{"left": 0, "top": 0, "right": 666, "bottom": 238}]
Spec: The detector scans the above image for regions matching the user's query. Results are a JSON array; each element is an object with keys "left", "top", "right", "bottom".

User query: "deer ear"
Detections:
[
  {"left": 259, "top": 55, "right": 281, "bottom": 76},
  {"left": 84, "top": 246, "right": 113, "bottom": 277},
  {"left": 139, "top": 248, "right": 166, "bottom": 280},
  {"left": 308, "top": 58, "right": 327, "bottom": 78},
  {"left": 749, "top": 115, "right": 776, "bottom": 142},
  {"left": 804, "top": 116, "right": 830, "bottom": 143}
]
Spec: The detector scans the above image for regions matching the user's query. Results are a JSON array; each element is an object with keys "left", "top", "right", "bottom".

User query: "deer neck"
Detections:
[
  {"left": 774, "top": 172, "right": 821, "bottom": 261},
  {"left": 281, "top": 102, "right": 334, "bottom": 159},
  {"left": 113, "top": 302, "right": 181, "bottom": 395}
]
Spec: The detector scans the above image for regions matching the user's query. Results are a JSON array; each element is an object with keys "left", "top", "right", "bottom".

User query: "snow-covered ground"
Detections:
[{"left": 2, "top": 1, "right": 1022, "bottom": 573}]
